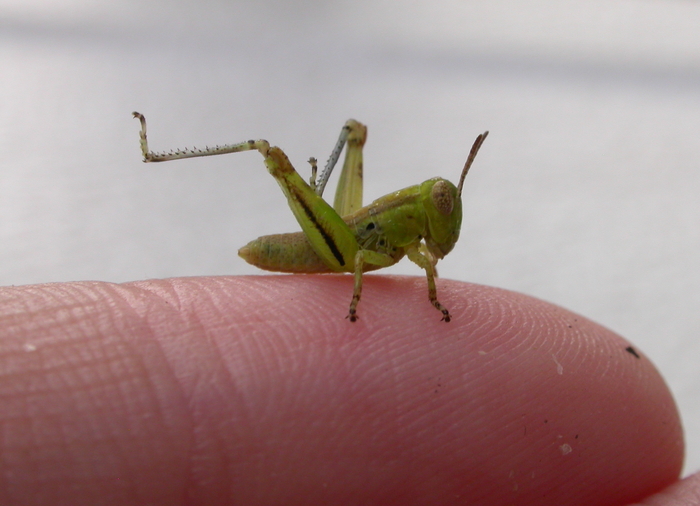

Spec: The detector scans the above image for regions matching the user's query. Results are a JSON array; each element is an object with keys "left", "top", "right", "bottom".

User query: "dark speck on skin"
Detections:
[{"left": 625, "top": 346, "right": 641, "bottom": 359}]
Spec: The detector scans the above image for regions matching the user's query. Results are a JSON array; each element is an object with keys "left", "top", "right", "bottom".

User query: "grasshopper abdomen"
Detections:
[{"left": 238, "top": 232, "right": 336, "bottom": 274}]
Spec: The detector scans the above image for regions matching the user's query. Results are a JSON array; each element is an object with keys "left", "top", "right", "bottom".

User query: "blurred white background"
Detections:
[{"left": 1, "top": 0, "right": 698, "bottom": 473}]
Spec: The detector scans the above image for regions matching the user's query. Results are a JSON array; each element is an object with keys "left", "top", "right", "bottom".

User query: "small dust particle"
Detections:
[
  {"left": 552, "top": 354, "right": 564, "bottom": 375},
  {"left": 559, "top": 444, "right": 572, "bottom": 455},
  {"left": 23, "top": 343, "right": 37, "bottom": 352}
]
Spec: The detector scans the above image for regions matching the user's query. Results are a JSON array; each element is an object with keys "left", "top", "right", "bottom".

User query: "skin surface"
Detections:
[{"left": 0, "top": 275, "right": 690, "bottom": 506}]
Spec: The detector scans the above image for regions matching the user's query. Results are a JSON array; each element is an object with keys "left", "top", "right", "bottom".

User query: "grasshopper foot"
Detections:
[
  {"left": 346, "top": 310, "right": 359, "bottom": 322},
  {"left": 433, "top": 302, "right": 451, "bottom": 322}
]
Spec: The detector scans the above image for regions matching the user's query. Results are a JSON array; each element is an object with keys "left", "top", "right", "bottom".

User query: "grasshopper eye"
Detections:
[{"left": 431, "top": 180, "right": 454, "bottom": 215}]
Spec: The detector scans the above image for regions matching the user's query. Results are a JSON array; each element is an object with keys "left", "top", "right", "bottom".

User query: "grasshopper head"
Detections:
[
  {"left": 420, "top": 178, "right": 463, "bottom": 259},
  {"left": 420, "top": 130, "right": 489, "bottom": 259}
]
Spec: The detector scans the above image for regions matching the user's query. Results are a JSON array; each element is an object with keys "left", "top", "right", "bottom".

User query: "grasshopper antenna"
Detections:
[{"left": 457, "top": 131, "right": 489, "bottom": 198}]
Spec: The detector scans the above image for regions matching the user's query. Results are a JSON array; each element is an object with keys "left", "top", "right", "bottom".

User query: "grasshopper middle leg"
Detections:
[{"left": 348, "top": 249, "right": 397, "bottom": 321}]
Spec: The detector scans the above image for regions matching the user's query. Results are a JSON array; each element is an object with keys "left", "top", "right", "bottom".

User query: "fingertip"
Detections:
[{"left": 2, "top": 276, "right": 684, "bottom": 505}]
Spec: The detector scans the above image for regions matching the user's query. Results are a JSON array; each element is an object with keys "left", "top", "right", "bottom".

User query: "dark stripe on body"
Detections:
[{"left": 293, "top": 187, "right": 346, "bottom": 267}]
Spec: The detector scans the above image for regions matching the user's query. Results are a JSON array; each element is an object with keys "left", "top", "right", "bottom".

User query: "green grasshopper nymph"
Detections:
[{"left": 132, "top": 112, "right": 488, "bottom": 322}]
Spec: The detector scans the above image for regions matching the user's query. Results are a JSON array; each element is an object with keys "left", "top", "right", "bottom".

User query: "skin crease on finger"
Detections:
[{"left": 0, "top": 276, "right": 684, "bottom": 506}]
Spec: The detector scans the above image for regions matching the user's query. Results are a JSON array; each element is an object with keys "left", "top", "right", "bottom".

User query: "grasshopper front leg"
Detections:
[{"left": 405, "top": 243, "right": 451, "bottom": 322}]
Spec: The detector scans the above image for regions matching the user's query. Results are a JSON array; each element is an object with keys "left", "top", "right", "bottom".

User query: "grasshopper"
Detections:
[{"left": 133, "top": 112, "right": 488, "bottom": 322}]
